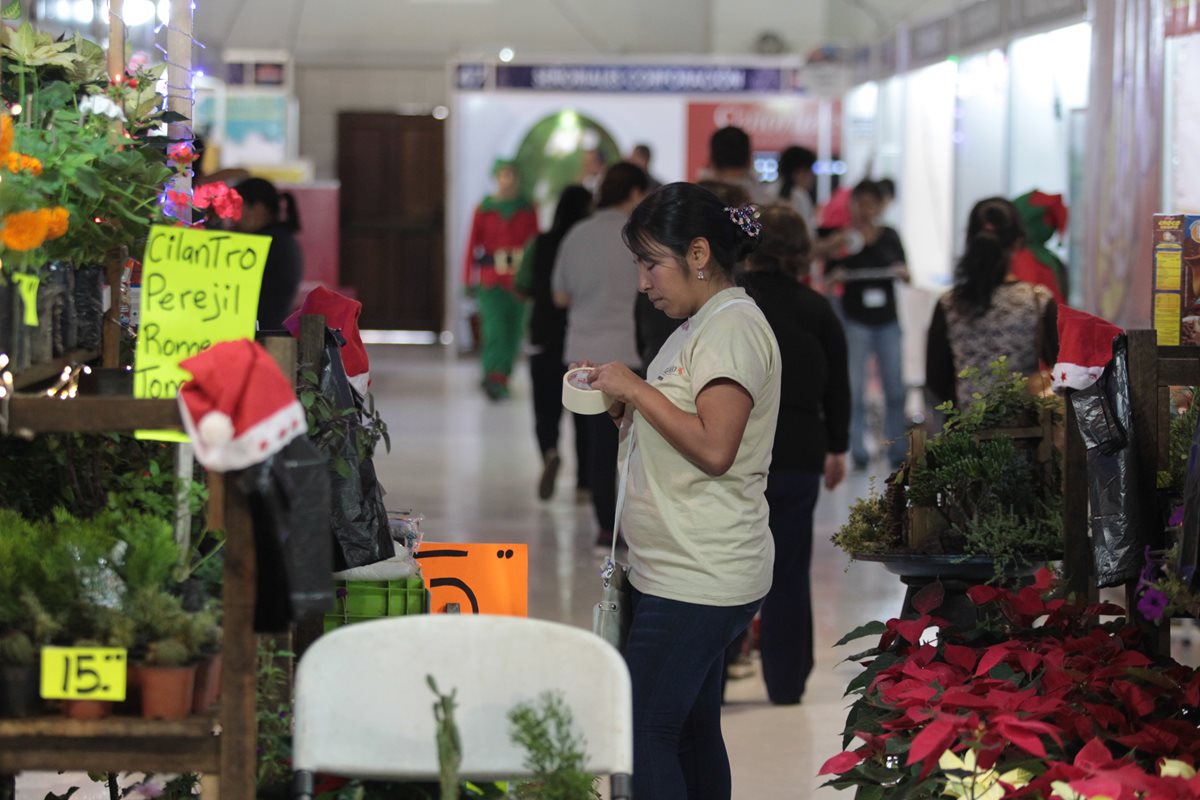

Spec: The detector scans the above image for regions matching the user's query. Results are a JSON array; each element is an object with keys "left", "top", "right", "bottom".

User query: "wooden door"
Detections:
[{"left": 338, "top": 113, "right": 445, "bottom": 330}]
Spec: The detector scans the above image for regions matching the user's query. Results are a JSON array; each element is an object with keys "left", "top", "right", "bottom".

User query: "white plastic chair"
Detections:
[{"left": 291, "top": 615, "right": 633, "bottom": 799}]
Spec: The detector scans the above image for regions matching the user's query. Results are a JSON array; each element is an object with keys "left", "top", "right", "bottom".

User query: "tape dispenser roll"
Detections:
[{"left": 562, "top": 367, "right": 615, "bottom": 415}]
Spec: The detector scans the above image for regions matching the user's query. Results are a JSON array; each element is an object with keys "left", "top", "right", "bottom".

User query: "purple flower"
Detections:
[
  {"left": 129, "top": 782, "right": 164, "bottom": 799},
  {"left": 1138, "top": 588, "right": 1170, "bottom": 622},
  {"left": 1170, "top": 505, "right": 1186, "bottom": 527},
  {"left": 336, "top": 587, "right": 348, "bottom": 599}
]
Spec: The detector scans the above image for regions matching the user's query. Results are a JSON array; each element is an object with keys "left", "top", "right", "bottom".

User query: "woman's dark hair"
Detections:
[
  {"left": 596, "top": 162, "right": 649, "bottom": 209},
  {"left": 235, "top": 177, "right": 301, "bottom": 233},
  {"left": 952, "top": 196, "right": 1026, "bottom": 315},
  {"left": 778, "top": 146, "right": 816, "bottom": 201},
  {"left": 622, "top": 182, "right": 759, "bottom": 282},
  {"left": 851, "top": 178, "right": 885, "bottom": 202},
  {"left": 747, "top": 205, "right": 811, "bottom": 278},
  {"left": 550, "top": 185, "right": 593, "bottom": 236}
]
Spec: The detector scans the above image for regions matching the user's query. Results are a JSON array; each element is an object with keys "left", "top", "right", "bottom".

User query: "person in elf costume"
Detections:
[
  {"left": 1011, "top": 190, "right": 1069, "bottom": 304},
  {"left": 463, "top": 159, "right": 540, "bottom": 399}
]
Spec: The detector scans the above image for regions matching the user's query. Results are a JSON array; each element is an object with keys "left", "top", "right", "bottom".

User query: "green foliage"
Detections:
[
  {"left": 831, "top": 485, "right": 894, "bottom": 556},
  {"left": 146, "top": 638, "right": 189, "bottom": 667},
  {"left": 833, "top": 359, "right": 1062, "bottom": 577},
  {"left": 0, "top": 630, "right": 34, "bottom": 666},
  {"left": 123, "top": 587, "right": 189, "bottom": 651},
  {"left": 1160, "top": 388, "right": 1200, "bottom": 495},
  {"left": 257, "top": 640, "right": 295, "bottom": 791},
  {"left": 109, "top": 508, "right": 180, "bottom": 593},
  {"left": 299, "top": 368, "right": 390, "bottom": 480},
  {"left": 508, "top": 692, "right": 600, "bottom": 800},
  {"left": 181, "top": 607, "right": 221, "bottom": 655},
  {"left": 428, "top": 675, "right": 463, "bottom": 800}
]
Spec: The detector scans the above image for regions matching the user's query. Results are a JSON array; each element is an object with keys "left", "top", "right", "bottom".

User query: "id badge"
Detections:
[{"left": 862, "top": 287, "right": 887, "bottom": 309}]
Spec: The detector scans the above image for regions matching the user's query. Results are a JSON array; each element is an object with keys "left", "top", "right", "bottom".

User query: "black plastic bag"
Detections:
[
  {"left": 312, "top": 328, "right": 394, "bottom": 571},
  {"left": 1179, "top": 405, "right": 1200, "bottom": 589},
  {"left": 240, "top": 436, "right": 335, "bottom": 632},
  {"left": 1070, "top": 334, "right": 1146, "bottom": 588}
]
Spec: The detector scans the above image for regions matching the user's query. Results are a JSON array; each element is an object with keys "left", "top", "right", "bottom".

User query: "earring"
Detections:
[{"left": 698, "top": 269, "right": 705, "bottom": 280}]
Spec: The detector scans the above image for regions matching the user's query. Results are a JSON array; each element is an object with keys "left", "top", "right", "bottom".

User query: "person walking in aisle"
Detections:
[
  {"left": 462, "top": 159, "right": 540, "bottom": 400},
  {"left": 738, "top": 204, "right": 849, "bottom": 705},
  {"left": 706, "top": 126, "right": 774, "bottom": 207},
  {"left": 926, "top": 196, "right": 1059, "bottom": 407},
  {"left": 824, "top": 179, "right": 910, "bottom": 469},
  {"left": 515, "top": 185, "right": 594, "bottom": 500},
  {"left": 585, "top": 183, "right": 780, "bottom": 800},
  {"left": 552, "top": 163, "right": 648, "bottom": 546}
]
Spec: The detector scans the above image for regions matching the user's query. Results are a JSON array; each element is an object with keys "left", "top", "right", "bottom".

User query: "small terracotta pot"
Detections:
[
  {"left": 62, "top": 699, "right": 112, "bottom": 720},
  {"left": 140, "top": 665, "right": 196, "bottom": 721},
  {"left": 192, "top": 652, "right": 222, "bottom": 713}
]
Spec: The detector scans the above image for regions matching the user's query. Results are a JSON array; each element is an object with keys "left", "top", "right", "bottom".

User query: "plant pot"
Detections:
[
  {"left": 140, "top": 664, "right": 196, "bottom": 720},
  {"left": 62, "top": 699, "right": 112, "bottom": 720},
  {"left": 192, "top": 652, "right": 222, "bottom": 713},
  {"left": 0, "top": 664, "right": 42, "bottom": 719},
  {"left": 115, "top": 662, "right": 143, "bottom": 715}
]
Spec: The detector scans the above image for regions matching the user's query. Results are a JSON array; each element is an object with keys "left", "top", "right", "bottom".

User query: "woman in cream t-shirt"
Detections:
[{"left": 586, "top": 183, "right": 780, "bottom": 800}]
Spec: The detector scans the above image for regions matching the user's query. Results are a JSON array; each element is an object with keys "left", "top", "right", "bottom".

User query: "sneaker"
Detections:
[{"left": 538, "top": 450, "right": 561, "bottom": 500}]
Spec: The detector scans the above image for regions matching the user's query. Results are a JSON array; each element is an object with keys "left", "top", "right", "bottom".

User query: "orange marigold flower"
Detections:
[
  {"left": 1, "top": 209, "right": 49, "bottom": 251},
  {"left": 5, "top": 153, "right": 41, "bottom": 175},
  {"left": 43, "top": 207, "right": 69, "bottom": 240},
  {"left": 0, "top": 116, "right": 13, "bottom": 161}
]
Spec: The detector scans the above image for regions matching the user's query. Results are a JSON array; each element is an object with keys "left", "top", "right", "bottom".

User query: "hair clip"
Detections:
[{"left": 725, "top": 204, "right": 762, "bottom": 238}]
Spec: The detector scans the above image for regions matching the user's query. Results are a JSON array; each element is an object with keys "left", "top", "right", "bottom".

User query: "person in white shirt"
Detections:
[{"left": 585, "top": 182, "right": 781, "bottom": 800}]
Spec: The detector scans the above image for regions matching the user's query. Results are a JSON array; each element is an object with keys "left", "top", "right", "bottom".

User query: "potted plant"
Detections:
[
  {"left": 183, "top": 606, "right": 222, "bottom": 714},
  {"left": 139, "top": 638, "right": 194, "bottom": 721},
  {"left": 819, "top": 569, "right": 1200, "bottom": 799},
  {"left": 834, "top": 361, "right": 1062, "bottom": 620}
]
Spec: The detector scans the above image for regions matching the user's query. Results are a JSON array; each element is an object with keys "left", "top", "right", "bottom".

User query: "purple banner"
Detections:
[{"left": 493, "top": 64, "right": 784, "bottom": 93}]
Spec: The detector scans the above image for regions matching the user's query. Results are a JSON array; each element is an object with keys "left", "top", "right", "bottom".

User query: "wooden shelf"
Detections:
[
  {"left": 0, "top": 714, "right": 220, "bottom": 773},
  {"left": 7, "top": 396, "right": 181, "bottom": 434},
  {"left": 10, "top": 350, "right": 102, "bottom": 391}
]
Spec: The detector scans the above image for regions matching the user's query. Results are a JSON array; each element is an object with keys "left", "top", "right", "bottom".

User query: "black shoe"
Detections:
[{"left": 538, "top": 450, "right": 561, "bottom": 500}]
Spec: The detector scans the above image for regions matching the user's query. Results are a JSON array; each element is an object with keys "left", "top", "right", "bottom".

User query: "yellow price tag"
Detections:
[{"left": 40, "top": 646, "right": 127, "bottom": 702}]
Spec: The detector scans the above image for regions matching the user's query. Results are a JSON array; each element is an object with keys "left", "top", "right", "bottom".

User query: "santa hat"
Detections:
[
  {"left": 178, "top": 339, "right": 307, "bottom": 472},
  {"left": 1051, "top": 306, "right": 1124, "bottom": 394},
  {"left": 1014, "top": 190, "right": 1069, "bottom": 241},
  {"left": 284, "top": 287, "right": 370, "bottom": 396}
]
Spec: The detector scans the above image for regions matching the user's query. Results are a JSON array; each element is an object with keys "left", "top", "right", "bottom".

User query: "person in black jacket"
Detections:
[
  {"left": 739, "top": 203, "right": 850, "bottom": 705},
  {"left": 515, "top": 185, "right": 593, "bottom": 500},
  {"left": 234, "top": 178, "right": 303, "bottom": 331}
]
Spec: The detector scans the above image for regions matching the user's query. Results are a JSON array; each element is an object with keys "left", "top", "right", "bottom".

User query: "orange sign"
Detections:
[{"left": 415, "top": 542, "right": 528, "bottom": 616}]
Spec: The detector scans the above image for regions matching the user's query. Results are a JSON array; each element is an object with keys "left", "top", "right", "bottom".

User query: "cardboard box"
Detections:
[{"left": 1152, "top": 214, "right": 1200, "bottom": 345}]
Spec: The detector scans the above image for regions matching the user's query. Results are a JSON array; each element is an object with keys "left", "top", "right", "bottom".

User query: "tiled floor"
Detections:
[{"left": 32, "top": 344, "right": 1198, "bottom": 798}]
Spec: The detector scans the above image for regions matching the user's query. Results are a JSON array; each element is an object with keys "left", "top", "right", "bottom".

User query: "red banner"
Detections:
[
  {"left": 1167, "top": 0, "right": 1200, "bottom": 37},
  {"left": 685, "top": 99, "right": 842, "bottom": 181}
]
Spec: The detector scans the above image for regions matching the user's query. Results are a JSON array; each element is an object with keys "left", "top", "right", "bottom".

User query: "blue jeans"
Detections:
[
  {"left": 759, "top": 470, "right": 820, "bottom": 704},
  {"left": 625, "top": 586, "right": 760, "bottom": 800},
  {"left": 842, "top": 316, "right": 907, "bottom": 466}
]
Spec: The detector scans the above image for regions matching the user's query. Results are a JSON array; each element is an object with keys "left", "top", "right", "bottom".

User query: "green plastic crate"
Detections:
[{"left": 325, "top": 577, "right": 429, "bottom": 632}]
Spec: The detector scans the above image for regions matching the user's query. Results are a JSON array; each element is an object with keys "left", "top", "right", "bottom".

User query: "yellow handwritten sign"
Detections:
[
  {"left": 134, "top": 225, "right": 271, "bottom": 440},
  {"left": 11, "top": 273, "right": 40, "bottom": 326},
  {"left": 40, "top": 646, "right": 127, "bottom": 702}
]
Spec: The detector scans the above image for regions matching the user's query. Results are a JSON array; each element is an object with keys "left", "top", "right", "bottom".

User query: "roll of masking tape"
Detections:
[{"left": 562, "top": 367, "right": 614, "bottom": 415}]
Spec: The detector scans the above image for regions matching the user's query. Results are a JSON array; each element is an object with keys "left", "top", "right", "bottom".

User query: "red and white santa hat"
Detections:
[
  {"left": 178, "top": 339, "right": 307, "bottom": 472},
  {"left": 1051, "top": 305, "right": 1124, "bottom": 394},
  {"left": 284, "top": 287, "right": 370, "bottom": 396}
]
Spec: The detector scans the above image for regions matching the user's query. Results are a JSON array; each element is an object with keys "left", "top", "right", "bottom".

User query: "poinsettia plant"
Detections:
[{"left": 820, "top": 569, "right": 1200, "bottom": 799}]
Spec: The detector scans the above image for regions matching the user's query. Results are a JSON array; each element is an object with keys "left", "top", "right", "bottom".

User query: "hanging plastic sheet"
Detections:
[
  {"left": 314, "top": 327, "right": 395, "bottom": 570},
  {"left": 240, "top": 436, "right": 334, "bottom": 632},
  {"left": 1070, "top": 335, "right": 1147, "bottom": 587}
]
